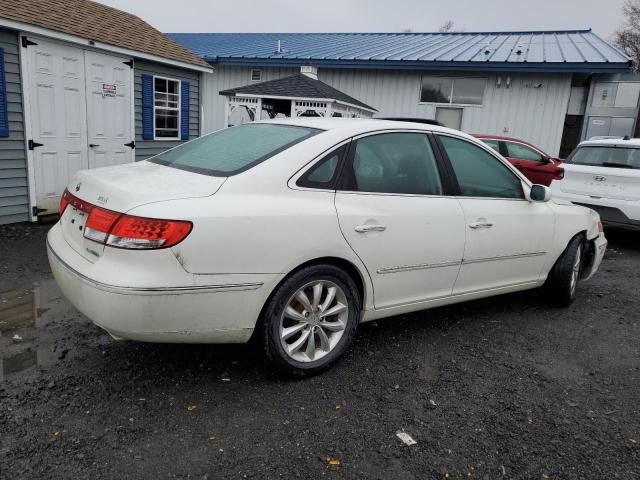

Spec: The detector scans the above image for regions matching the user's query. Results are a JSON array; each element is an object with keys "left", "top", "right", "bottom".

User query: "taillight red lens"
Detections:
[
  {"left": 61, "top": 189, "right": 192, "bottom": 249},
  {"left": 106, "top": 215, "right": 193, "bottom": 249},
  {"left": 555, "top": 168, "right": 564, "bottom": 180},
  {"left": 59, "top": 189, "right": 71, "bottom": 215},
  {"left": 84, "top": 207, "right": 121, "bottom": 243}
]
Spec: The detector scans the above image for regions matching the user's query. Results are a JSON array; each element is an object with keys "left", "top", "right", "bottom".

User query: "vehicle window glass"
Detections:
[
  {"left": 567, "top": 146, "right": 640, "bottom": 169},
  {"left": 341, "top": 133, "right": 443, "bottom": 195},
  {"left": 297, "top": 146, "right": 345, "bottom": 189},
  {"left": 506, "top": 142, "right": 545, "bottom": 162},
  {"left": 480, "top": 139, "right": 501, "bottom": 153},
  {"left": 439, "top": 136, "right": 525, "bottom": 199},
  {"left": 150, "top": 123, "right": 320, "bottom": 176}
]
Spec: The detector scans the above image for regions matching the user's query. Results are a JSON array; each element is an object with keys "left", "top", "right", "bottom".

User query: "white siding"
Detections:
[{"left": 202, "top": 66, "right": 572, "bottom": 156}]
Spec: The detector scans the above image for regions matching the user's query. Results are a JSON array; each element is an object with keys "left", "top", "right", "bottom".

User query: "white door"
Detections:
[
  {"left": 435, "top": 134, "right": 554, "bottom": 293},
  {"left": 334, "top": 132, "right": 465, "bottom": 309},
  {"left": 25, "top": 37, "right": 88, "bottom": 215},
  {"left": 84, "top": 50, "right": 134, "bottom": 169},
  {"left": 25, "top": 38, "right": 133, "bottom": 216}
]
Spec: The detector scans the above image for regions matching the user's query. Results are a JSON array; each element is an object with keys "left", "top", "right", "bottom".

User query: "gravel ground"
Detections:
[{"left": 0, "top": 223, "right": 638, "bottom": 479}]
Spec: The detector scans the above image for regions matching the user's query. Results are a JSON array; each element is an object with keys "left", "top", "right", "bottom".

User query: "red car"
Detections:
[{"left": 473, "top": 135, "right": 564, "bottom": 186}]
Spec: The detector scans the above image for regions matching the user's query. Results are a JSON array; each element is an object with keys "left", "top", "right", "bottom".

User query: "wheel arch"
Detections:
[
  {"left": 249, "top": 256, "right": 370, "bottom": 345},
  {"left": 283, "top": 256, "right": 368, "bottom": 309}
]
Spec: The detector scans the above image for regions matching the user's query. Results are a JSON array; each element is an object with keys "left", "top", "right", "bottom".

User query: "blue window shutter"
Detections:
[
  {"left": 0, "top": 48, "right": 9, "bottom": 138},
  {"left": 181, "top": 81, "right": 190, "bottom": 140},
  {"left": 141, "top": 74, "right": 153, "bottom": 140}
]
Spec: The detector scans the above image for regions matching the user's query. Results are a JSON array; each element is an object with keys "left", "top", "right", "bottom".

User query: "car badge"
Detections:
[
  {"left": 75, "top": 182, "right": 82, "bottom": 192},
  {"left": 593, "top": 176, "right": 606, "bottom": 182}
]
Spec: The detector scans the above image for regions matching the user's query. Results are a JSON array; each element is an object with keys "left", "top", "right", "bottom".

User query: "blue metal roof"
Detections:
[{"left": 168, "top": 30, "right": 631, "bottom": 73}]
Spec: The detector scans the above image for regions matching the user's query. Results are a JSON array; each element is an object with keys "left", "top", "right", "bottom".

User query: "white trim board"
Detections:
[{"left": 0, "top": 17, "right": 213, "bottom": 73}]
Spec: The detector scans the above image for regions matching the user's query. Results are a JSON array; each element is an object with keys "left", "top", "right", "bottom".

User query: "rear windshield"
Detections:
[
  {"left": 150, "top": 123, "right": 321, "bottom": 176},
  {"left": 567, "top": 146, "right": 640, "bottom": 170}
]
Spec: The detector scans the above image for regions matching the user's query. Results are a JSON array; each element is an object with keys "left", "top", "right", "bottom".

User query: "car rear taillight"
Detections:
[
  {"left": 59, "top": 189, "right": 71, "bottom": 215},
  {"left": 62, "top": 190, "right": 192, "bottom": 250},
  {"left": 555, "top": 168, "right": 564, "bottom": 180},
  {"left": 84, "top": 207, "right": 120, "bottom": 243},
  {"left": 106, "top": 215, "right": 192, "bottom": 249}
]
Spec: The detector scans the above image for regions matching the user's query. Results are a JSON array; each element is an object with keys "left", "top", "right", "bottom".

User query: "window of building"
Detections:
[
  {"left": 421, "top": 76, "right": 486, "bottom": 105},
  {"left": 340, "top": 133, "right": 443, "bottom": 195},
  {"left": 154, "top": 76, "right": 180, "bottom": 139},
  {"left": 438, "top": 135, "right": 524, "bottom": 199},
  {"left": 251, "top": 69, "right": 262, "bottom": 82}
]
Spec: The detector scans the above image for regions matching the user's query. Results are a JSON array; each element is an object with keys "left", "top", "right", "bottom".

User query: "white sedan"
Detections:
[{"left": 47, "top": 119, "right": 607, "bottom": 375}]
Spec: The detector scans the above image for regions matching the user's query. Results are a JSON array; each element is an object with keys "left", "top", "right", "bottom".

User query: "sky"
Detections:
[{"left": 95, "top": 0, "right": 627, "bottom": 39}]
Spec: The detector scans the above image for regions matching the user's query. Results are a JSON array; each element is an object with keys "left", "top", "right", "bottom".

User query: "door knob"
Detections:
[
  {"left": 355, "top": 225, "right": 386, "bottom": 233},
  {"left": 469, "top": 222, "right": 493, "bottom": 229},
  {"left": 89, "top": 144, "right": 100, "bottom": 148}
]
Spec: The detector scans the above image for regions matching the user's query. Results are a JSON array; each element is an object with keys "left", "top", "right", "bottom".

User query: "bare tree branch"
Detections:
[
  {"left": 615, "top": 0, "right": 640, "bottom": 70},
  {"left": 438, "top": 20, "right": 455, "bottom": 33}
]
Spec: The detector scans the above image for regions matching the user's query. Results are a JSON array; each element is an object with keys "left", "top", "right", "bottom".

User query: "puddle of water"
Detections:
[{"left": 0, "top": 278, "right": 83, "bottom": 381}]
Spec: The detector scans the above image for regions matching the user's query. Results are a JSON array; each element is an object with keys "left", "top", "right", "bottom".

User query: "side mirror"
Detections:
[{"left": 530, "top": 184, "right": 551, "bottom": 202}]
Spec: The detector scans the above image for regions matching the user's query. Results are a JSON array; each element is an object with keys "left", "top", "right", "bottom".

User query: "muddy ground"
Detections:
[{"left": 0, "top": 223, "right": 638, "bottom": 479}]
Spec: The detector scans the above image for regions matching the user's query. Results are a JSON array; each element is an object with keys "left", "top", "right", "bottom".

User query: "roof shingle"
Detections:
[
  {"left": 219, "top": 73, "right": 376, "bottom": 111},
  {"left": 0, "top": 0, "right": 210, "bottom": 68}
]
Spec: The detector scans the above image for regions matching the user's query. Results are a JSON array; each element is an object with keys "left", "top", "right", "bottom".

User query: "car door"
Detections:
[
  {"left": 435, "top": 134, "right": 555, "bottom": 294},
  {"left": 334, "top": 131, "right": 465, "bottom": 309},
  {"left": 504, "top": 141, "right": 557, "bottom": 186}
]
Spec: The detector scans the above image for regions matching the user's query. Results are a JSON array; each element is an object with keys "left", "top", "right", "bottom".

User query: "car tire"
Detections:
[
  {"left": 260, "top": 264, "right": 361, "bottom": 377},
  {"left": 546, "top": 235, "right": 585, "bottom": 307}
]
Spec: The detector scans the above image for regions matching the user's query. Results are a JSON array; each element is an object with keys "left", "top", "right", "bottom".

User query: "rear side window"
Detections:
[
  {"left": 567, "top": 146, "right": 640, "bottom": 169},
  {"left": 297, "top": 145, "right": 346, "bottom": 189},
  {"left": 439, "top": 135, "right": 524, "bottom": 199},
  {"left": 150, "top": 123, "right": 320, "bottom": 176},
  {"left": 480, "top": 139, "right": 501, "bottom": 153},
  {"left": 340, "top": 133, "right": 443, "bottom": 195},
  {"left": 506, "top": 142, "right": 545, "bottom": 162}
]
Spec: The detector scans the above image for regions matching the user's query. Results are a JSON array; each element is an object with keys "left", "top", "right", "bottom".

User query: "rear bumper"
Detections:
[
  {"left": 47, "top": 223, "right": 281, "bottom": 343},
  {"left": 551, "top": 189, "right": 640, "bottom": 230}
]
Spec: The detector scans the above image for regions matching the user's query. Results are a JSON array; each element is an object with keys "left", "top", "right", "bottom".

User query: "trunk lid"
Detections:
[
  {"left": 60, "top": 161, "right": 225, "bottom": 263},
  {"left": 558, "top": 163, "right": 640, "bottom": 202}
]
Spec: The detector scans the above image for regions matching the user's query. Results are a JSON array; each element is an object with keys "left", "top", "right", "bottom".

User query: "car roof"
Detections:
[
  {"left": 579, "top": 138, "right": 640, "bottom": 148},
  {"left": 253, "top": 117, "right": 469, "bottom": 139}
]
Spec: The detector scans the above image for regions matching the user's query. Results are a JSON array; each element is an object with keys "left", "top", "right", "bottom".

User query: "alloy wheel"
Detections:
[{"left": 279, "top": 280, "right": 349, "bottom": 362}]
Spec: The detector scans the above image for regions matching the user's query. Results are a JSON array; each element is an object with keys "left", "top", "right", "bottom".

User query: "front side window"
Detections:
[
  {"left": 154, "top": 77, "right": 180, "bottom": 139},
  {"left": 151, "top": 123, "right": 321, "bottom": 176},
  {"left": 506, "top": 142, "right": 545, "bottom": 162},
  {"left": 439, "top": 135, "right": 524, "bottom": 199},
  {"left": 566, "top": 146, "right": 640, "bottom": 169},
  {"left": 421, "top": 76, "right": 486, "bottom": 105},
  {"left": 340, "top": 133, "right": 443, "bottom": 195}
]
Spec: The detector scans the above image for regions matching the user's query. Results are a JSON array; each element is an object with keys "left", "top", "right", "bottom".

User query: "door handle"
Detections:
[
  {"left": 89, "top": 144, "right": 100, "bottom": 148},
  {"left": 355, "top": 225, "right": 386, "bottom": 233},
  {"left": 469, "top": 222, "right": 493, "bottom": 229}
]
